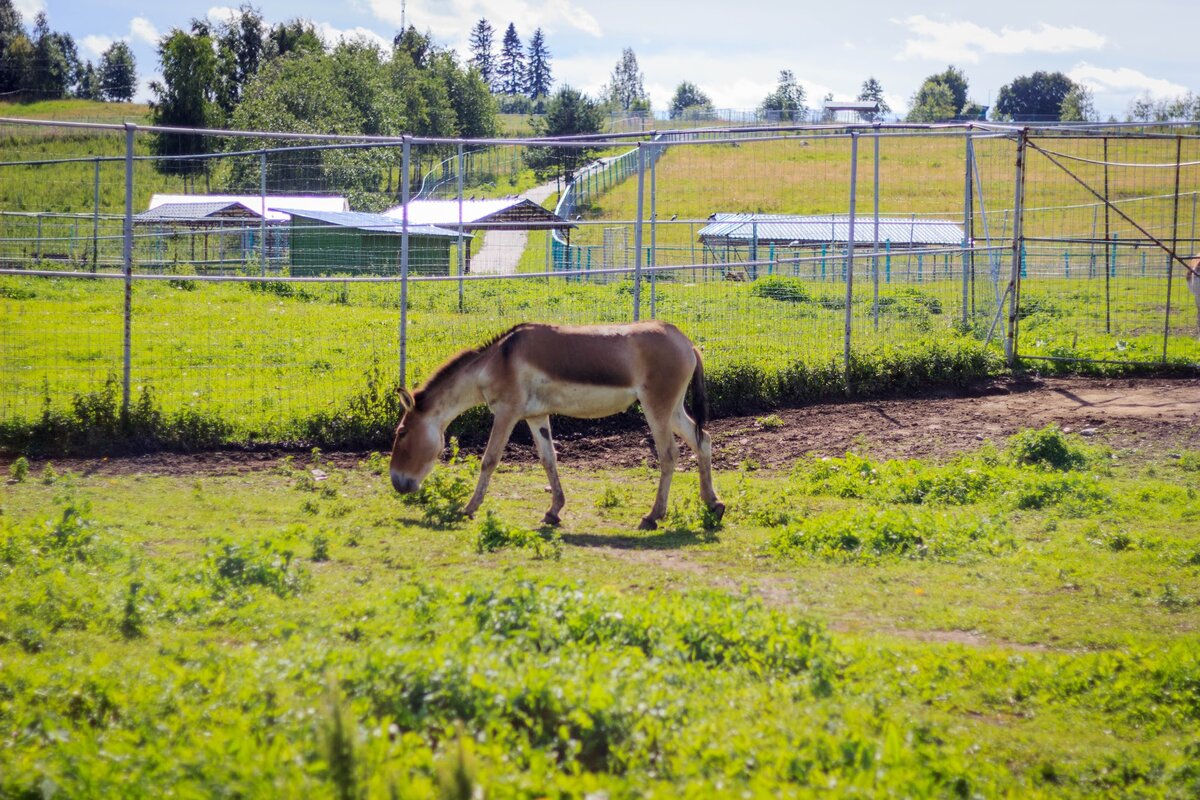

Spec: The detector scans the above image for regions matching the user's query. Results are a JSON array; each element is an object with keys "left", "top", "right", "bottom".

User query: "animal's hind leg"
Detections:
[
  {"left": 527, "top": 415, "right": 565, "bottom": 526},
  {"left": 672, "top": 404, "right": 724, "bottom": 520},
  {"left": 464, "top": 410, "right": 519, "bottom": 518},
  {"left": 639, "top": 407, "right": 679, "bottom": 531}
]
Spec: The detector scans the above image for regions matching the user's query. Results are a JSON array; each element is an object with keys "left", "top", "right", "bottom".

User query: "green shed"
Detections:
[{"left": 282, "top": 209, "right": 467, "bottom": 276}]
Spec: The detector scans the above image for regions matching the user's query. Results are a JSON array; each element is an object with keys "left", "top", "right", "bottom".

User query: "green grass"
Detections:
[{"left": 1, "top": 432, "right": 1198, "bottom": 796}]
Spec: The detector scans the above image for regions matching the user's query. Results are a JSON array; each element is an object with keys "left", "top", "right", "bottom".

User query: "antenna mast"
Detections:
[{"left": 401, "top": 0, "right": 407, "bottom": 31}]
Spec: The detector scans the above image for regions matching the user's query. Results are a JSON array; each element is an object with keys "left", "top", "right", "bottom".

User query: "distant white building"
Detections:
[{"left": 147, "top": 194, "right": 348, "bottom": 223}]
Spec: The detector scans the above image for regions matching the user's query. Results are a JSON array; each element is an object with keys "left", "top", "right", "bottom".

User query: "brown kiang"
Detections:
[{"left": 389, "top": 321, "right": 724, "bottom": 530}]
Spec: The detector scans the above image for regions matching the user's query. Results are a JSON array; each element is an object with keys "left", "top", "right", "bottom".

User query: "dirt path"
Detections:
[
  {"left": 468, "top": 181, "right": 559, "bottom": 275},
  {"left": 17, "top": 376, "right": 1199, "bottom": 478}
]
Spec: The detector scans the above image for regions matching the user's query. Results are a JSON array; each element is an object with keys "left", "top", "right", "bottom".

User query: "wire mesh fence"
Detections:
[{"left": 1, "top": 117, "right": 1198, "bottom": 444}]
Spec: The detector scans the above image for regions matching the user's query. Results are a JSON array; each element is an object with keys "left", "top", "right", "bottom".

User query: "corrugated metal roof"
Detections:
[
  {"left": 149, "top": 194, "right": 348, "bottom": 223},
  {"left": 698, "top": 213, "right": 965, "bottom": 247},
  {"left": 281, "top": 209, "right": 466, "bottom": 238},
  {"left": 135, "top": 201, "right": 260, "bottom": 223},
  {"left": 385, "top": 198, "right": 571, "bottom": 228}
]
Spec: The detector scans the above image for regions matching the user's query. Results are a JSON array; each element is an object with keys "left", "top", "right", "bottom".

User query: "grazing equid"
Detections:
[{"left": 389, "top": 321, "right": 724, "bottom": 530}]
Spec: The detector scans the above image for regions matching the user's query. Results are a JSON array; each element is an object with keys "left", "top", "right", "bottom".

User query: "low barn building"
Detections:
[
  {"left": 282, "top": 209, "right": 466, "bottom": 276},
  {"left": 140, "top": 194, "right": 350, "bottom": 270},
  {"left": 698, "top": 213, "right": 967, "bottom": 280},
  {"left": 700, "top": 213, "right": 964, "bottom": 257},
  {"left": 134, "top": 200, "right": 263, "bottom": 269}
]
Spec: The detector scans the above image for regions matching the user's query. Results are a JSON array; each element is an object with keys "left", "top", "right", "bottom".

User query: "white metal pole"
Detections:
[
  {"left": 400, "top": 136, "right": 411, "bottom": 386},
  {"left": 844, "top": 132, "right": 859, "bottom": 387},
  {"left": 633, "top": 142, "right": 645, "bottom": 321},
  {"left": 962, "top": 132, "right": 973, "bottom": 327},
  {"left": 457, "top": 143, "right": 465, "bottom": 312},
  {"left": 122, "top": 123, "right": 135, "bottom": 418},
  {"left": 650, "top": 141, "right": 658, "bottom": 319},
  {"left": 259, "top": 151, "right": 267, "bottom": 275},
  {"left": 872, "top": 131, "right": 880, "bottom": 330}
]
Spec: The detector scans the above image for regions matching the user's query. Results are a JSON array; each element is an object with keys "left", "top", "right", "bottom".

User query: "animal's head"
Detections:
[{"left": 389, "top": 387, "right": 443, "bottom": 494}]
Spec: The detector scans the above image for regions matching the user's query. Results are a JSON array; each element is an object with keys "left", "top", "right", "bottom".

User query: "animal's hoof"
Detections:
[
  {"left": 542, "top": 512, "right": 560, "bottom": 527},
  {"left": 710, "top": 502, "right": 726, "bottom": 521},
  {"left": 638, "top": 517, "right": 658, "bottom": 531}
]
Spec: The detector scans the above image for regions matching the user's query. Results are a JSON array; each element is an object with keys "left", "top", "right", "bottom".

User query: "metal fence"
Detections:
[{"left": 1, "top": 117, "right": 1198, "bottom": 439}]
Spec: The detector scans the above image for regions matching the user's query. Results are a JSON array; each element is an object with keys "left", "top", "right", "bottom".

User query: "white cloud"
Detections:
[
  {"left": 1068, "top": 63, "right": 1188, "bottom": 98},
  {"left": 895, "top": 15, "right": 1106, "bottom": 63},
  {"left": 314, "top": 22, "right": 393, "bottom": 51},
  {"left": 14, "top": 0, "right": 44, "bottom": 19},
  {"left": 205, "top": 6, "right": 240, "bottom": 24},
  {"left": 129, "top": 17, "right": 161, "bottom": 46},
  {"left": 369, "top": 0, "right": 601, "bottom": 40},
  {"left": 82, "top": 35, "right": 114, "bottom": 59}
]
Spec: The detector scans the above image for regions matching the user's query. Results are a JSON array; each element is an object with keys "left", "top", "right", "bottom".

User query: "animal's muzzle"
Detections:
[{"left": 391, "top": 470, "right": 419, "bottom": 494}]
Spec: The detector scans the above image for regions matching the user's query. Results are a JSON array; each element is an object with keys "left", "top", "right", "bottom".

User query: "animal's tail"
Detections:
[{"left": 689, "top": 346, "right": 709, "bottom": 436}]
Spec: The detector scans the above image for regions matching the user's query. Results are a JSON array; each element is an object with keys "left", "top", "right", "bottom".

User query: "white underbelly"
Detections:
[{"left": 528, "top": 382, "right": 638, "bottom": 419}]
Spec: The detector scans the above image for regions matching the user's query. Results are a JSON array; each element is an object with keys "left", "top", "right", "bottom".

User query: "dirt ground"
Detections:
[{"left": 12, "top": 376, "right": 1199, "bottom": 478}]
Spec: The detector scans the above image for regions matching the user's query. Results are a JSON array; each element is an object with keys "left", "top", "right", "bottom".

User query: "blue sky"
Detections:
[{"left": 19, "top": 0, "right": 1200, "bottom": 119}]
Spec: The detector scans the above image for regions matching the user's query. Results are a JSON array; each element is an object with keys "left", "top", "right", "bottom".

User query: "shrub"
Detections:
[
  {"left": 750, "top": 275, "right": 811, "bottom": 303},
  {"left": 202, "top": 538, "right": 310, "bottom": 599},
  {"left": 1007, "top": 425, "right": 1090, "bottom": 471},
  {"left": 474, "top": 511, "right": 561, "bottom": 559},
  {"left": 768, "top": 506, "right": 1010, "bottom": 563}
]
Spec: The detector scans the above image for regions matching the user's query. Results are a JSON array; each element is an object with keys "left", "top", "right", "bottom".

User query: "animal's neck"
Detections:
[{"left": 423, "top": 359, "right": 485, "bottom": 431}]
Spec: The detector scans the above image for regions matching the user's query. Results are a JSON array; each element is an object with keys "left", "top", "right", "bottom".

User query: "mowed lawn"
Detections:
[{"left": 1, "top": 427, "right": 1198, "bottom": 796}]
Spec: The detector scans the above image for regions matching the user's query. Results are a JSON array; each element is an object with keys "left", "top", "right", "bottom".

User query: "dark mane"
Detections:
[{"left": 412, "top": 324, "right": 533, "bottom": 411}]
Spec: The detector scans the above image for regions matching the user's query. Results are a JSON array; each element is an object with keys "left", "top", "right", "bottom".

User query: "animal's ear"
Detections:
[{"left": 397, "top": 386, "right": 414, "bottom": 412}]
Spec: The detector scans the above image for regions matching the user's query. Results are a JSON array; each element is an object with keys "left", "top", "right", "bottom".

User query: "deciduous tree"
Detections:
[
  {"left": 759, "top": 69, "right": 807, "bottom": 122},
  {"left": 524, "top": 85, "right": 603, "bottom": 185},
  {"left": 148, "top": 24, "right": 221, "bottom": 175},
  {"left": 604, "top": 47, "right": 647, "bottom": 113},
  {"left": 669, "top": 81, "right": 713, "bottom": 119},
  {"left": 995, "top": 71, "right": 1076, "bottom": 121},
  {"left": 98, "top": 41, "right": 136, "bottom": 102}
]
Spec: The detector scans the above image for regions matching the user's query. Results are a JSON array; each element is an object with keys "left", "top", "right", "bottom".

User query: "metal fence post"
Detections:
[
  {"left": 92, "top": 158, "right": 100, "bottom": 272},
  {"left": 1005, "top": 130, "right": 1028, "bottom": 366},
  {"left": 456, "top": 142, "right": 465, "bottom": 313},
  {"left": 649, "top": 140, "right": 658, "bottom": 319},
  {"left": 400, "top": 136, "right": 411, "bottom": 386},
  {"left": 1103, "top": 137, "right": 1111, "bottom": 333},
  {"left": 844, "top": 132, "right": 858, "bottom": 389},
  {"left": 872, "top": 130, "right": 880, "bottom": 330},
  {"left": 1164, "top": 135, "right": 1183, "bottom": 363},
  {"left": 259, "top": 151, "right": 267, "bottom": 275},
  {"left": 962, "top": 131, "right": 973, "bottom": 327},
  {"left": 122, "top": 123, "right": 135, "bottom": 419},
  {"left": 633, "top": 142, "right": 645, "bottom": 321}
]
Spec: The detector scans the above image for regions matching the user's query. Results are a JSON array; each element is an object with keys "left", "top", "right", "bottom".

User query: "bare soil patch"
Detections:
[{"left": 8, "top": 376, "right": 1199, "bottom": 478}]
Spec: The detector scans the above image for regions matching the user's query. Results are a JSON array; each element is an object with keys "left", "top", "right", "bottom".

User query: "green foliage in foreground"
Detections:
[{"left": 0, "top": 437, "right": 1198, "bottom": 796}]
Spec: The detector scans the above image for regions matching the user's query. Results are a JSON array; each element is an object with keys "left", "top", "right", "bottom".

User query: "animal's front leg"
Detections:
[{"left": 464, "top": 410, "right": 519, "bottom": 518}]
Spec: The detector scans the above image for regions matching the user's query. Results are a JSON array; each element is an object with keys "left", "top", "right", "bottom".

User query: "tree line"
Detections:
[{"left": 0, "top": 0, "right": 136, "bottom": 101}]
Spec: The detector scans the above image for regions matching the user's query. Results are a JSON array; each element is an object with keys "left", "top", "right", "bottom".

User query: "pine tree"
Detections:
[
  {"left": 467, "top": 18, "right": 495, "bottom": 89},
  {"left": 496, "top": 23, "right": 524, "bottom": 96},
  {"left": 524, "top": 27, "right": 551, "bottom": 100}
]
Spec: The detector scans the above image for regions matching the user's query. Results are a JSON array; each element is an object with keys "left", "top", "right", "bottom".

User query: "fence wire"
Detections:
[{"left": 1, "top": 118, "right": 1198, "bottom": 441}]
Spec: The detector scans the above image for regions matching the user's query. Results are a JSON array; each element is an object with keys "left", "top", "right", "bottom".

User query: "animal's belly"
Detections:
[{"left": 530, "top": 382, "right": 638, "bottom": 419}]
